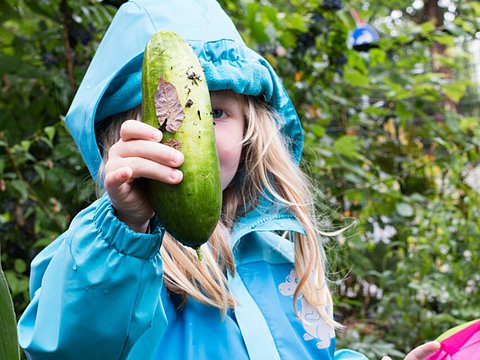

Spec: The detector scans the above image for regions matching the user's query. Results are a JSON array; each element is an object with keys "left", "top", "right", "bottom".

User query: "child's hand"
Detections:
[
  {"left": 381, "top": 341, "right": 440, "bottom": 360},
  {"left": 103, "top": 120, "right": 184, "bottom": 233}
]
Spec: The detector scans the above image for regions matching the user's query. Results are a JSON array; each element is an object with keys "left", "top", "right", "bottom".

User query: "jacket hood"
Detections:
[{"left": 65, "top": 0, "right": 303, "bottom": 181}]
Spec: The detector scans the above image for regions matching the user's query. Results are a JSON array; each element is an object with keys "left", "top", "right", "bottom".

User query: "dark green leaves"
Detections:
[{"left": 0, "top": 246, "right": 20, "bottom": 360}]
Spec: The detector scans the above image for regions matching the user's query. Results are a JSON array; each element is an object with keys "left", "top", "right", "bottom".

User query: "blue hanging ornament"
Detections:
[{"left": 348, "top": 9, "right": 379, "bottom": 51}]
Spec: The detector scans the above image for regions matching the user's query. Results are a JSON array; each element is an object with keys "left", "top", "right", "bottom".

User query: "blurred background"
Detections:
[{"left": 0, "top": 0, "right": 479, "bottom": 358}]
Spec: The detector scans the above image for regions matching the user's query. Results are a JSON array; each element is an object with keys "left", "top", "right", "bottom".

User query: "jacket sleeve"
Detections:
[{"left": 17, "top": 193, "right": 168, "bottom": 360}]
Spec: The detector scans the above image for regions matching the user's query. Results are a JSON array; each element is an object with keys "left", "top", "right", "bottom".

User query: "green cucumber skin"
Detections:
[{"left": 142, "top": 31, "right": 222, "bottom": 248}]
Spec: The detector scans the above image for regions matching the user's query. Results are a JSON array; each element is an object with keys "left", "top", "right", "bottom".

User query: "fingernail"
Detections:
[
  {"left": 171, "top": 170, "right": 183, "bottom": 182},
  {"left": 172, "top": 152, "right": 183, "bottom": 164},
  {"left": 152, "top": 131, "right": 162, "bottom": 142}
]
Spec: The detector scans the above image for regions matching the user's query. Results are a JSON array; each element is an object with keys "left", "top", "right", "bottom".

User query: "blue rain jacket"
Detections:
[{"left": 18, "top": 1, "right": 368, "bottom": 359}]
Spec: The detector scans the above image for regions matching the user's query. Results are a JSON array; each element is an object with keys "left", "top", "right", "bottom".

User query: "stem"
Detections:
[
  {"left": 61, "top": 0, "right": 77, "bottom": 90},
  {"left": 195, "top": 247, "right": 203, "bottom": 261}
]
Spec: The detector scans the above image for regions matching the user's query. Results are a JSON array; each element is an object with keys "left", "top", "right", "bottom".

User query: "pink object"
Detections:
[{"left": 425, "top": 321, "right": 480, "bottom": 360}]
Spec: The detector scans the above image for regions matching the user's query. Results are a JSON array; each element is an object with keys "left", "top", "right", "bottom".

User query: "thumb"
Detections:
[{"left": 104, "top": 166, "right": 134, "bottom": 200}]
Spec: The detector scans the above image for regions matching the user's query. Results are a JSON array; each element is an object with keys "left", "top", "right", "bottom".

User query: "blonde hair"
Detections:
[{"left": 96, "top": 93, "right": 338, "bottom": 327}]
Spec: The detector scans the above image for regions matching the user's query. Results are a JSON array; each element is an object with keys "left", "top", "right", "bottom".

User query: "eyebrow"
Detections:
[{"left": 211, "top": 95, "right": 237, "bottom": 106}]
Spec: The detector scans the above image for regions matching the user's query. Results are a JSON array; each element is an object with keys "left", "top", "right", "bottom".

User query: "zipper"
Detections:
[{"left": 231, "top": 213, "right": 303, "bottom": 251}]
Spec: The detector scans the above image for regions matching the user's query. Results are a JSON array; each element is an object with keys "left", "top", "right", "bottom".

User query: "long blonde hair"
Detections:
[{"left": 96, "top": 93, "right": 337, "bottom": 326}]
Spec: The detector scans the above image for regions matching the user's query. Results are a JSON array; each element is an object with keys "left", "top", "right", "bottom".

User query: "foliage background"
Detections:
[{"left": 1, "top": 0, "right": 479, "bottom": 358}]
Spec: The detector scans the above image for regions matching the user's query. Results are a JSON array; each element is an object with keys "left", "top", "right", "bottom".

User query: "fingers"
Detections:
[
  {"left": 127, "top": 157, "right": 183, "bottom": 182},
  {"left": 120, "top": 119, "right": 163, "bottom": 142},
  {"left": 405, "top": 341, "right": 440, "bottom": 360},
  {"left": 104, "top": 160, "right": 183, "bottom": 207},
  {"left": 106, "top": 157, "right": 183, "bottom": 183},
  {"left": 109, "top": 139, "right": 184, "bottom": 168},
  {"left": 104, "top": 121, "right": 181, "bottom": 229},
  {"left": 382, "top": 341, "right": 440, "bottom": 360},
  {"left": 111, "top": 120, "right": 184, "bottom": 168},
  {"left": 104, "top": 119, "right": 184, "bottom": 200}
]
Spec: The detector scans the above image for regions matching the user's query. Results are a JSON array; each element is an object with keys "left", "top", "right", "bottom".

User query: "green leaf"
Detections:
[
  {"left": 0, "top": 54, "right": 24, "bottom": 76},
  {"left": 44, "top": 126, "right": 56, "bottom": 142},
  {"left": 413, "top": 83, "right": 437, "bottom": 97},
  {"left": 20, "top": 140, "right": 31, "bottom": 152},
  {"left": 363, "top": 106, "right": 389, "bottom": 116},
  {"left": 454, "top": 18, "right": 477, "bottom": 34},
  {"left": 9, "top": 180, "right": 29, "bottom": 200},
  {"left": 14, "top": 259, "right": 26, "bottom": 274},
  {"left": 459, "top": 116, "right": 480, "bottom": 132},
  {"left": 444, "top": 112, "right": 461, "bottom": 133},
  {"left": 432, "top": 136, "right": 451, "bottom": 149},
  {"left": 323, "top": 90, "right": 348, "bottom": 106},
  {"left": 396, "top": 102, "right": 411, "bottom": 122},
  {"left": 23, "top": 0, "right": 54, "bottom": 19},
  {"left": 369, "top": 48, "right": 387, "bottom": 67},
  {"left": 383, "top": 75, "right": 404, "bottom": 93},
  {"left": 262, "top": 6, "right": 277, "bottom": 24},
  {"left": 33, "top": 164, "right": 46, "bottom": 182},
  {"left": 344, "top": 69, "right": 369, "bottom": 87},
  {"left": 433, "top": 34, "right": 455, "bottom": 47},
  {"left": 279, "top": 31, "right": 296, "bottom": 47},
  {"left": 246, "top": 3, "right": 270, "bottom": 43},
  {"left": 0, "top": 1, "right": 19, "bottom": 23},
  {"left": 443, "top": 80, "right": 468, "bottom": 102},
  {"left": 419, "top": 21, "right": 436, "bottom": 34},
  {"left": 334, "top": 135, "right": 362, "bottom": 158},
  {"left": 470, "top": 3, "right": 480, "bottom": 16},
  {"left": 310, "top": 124, "right": 325, "bottom": 138},
  {"left": 395, "top": 34, "right": 412, "bottom": 44},
  {"left": 0, "top": 246, "right": 21, "bottom": 360},
  {"left": 285, "top": 13, "right": 307, "bottom": 32}
]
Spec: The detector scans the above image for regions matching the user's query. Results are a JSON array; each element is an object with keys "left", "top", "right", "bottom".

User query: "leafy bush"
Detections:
[
  {"left": 1, "top": 0, "right": 479, "bottom": 358},
  {"left": 0, "top": 0, "right": 112, "bottom": 312}
]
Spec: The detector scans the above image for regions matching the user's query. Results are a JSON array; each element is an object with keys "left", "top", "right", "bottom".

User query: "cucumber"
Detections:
[{"left": 142, "top": 31, "right": 222, "bottom": 255}]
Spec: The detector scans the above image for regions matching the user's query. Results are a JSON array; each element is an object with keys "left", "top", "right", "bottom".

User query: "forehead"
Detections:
[{"left": 210, "top": 90, "right": 243, "bottom": 105}]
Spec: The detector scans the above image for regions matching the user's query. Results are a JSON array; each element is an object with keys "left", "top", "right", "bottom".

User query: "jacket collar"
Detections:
[{"left": 230, "top": 196, "right": 305, "bottom": 257}]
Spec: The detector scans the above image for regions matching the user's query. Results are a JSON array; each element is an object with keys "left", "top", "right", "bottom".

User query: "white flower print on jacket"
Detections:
[{"left": 278, "top": 269, "right": 335, "bottom": 349}]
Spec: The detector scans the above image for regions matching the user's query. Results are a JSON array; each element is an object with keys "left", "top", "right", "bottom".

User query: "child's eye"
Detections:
[{"left": 211, "top": 109, "right": 225, "bottom": 119}]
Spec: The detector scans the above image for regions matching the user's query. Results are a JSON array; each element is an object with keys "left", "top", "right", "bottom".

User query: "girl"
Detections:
[{"left": 17, "top": 0, "right": 437, "bottom": 359}]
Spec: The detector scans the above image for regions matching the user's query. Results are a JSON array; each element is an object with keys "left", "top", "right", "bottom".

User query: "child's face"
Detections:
[{"left": 210, "top": 90, "right": 245, "bottom": 190}]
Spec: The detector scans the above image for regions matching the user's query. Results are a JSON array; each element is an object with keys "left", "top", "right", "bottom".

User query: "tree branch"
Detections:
[{"left": 61, "top": 0, "right": 76, "bottom": 91}]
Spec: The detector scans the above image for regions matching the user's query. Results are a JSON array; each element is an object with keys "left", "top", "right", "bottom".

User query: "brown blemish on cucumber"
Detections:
[{"left": 163, "top": 138, "right": 182, "bottom": 150}]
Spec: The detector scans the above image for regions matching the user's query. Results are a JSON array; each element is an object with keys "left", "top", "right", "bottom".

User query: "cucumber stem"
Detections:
[{"left": 195, "top": 247, "right": 203, "bottom": 261}]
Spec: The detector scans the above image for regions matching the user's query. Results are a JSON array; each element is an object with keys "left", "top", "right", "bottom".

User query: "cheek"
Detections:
[
  {"left": 217, "top": 140, "right": 242, "bottom": 190},
  {"left": 214, "top": 127, "right": 243, "bottom": 190}
]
